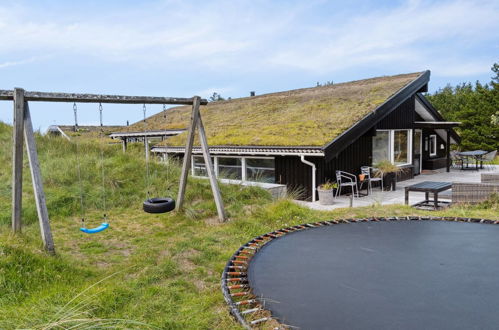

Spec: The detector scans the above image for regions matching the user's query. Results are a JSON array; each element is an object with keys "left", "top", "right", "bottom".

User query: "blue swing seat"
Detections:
[{"left": 80, "top": 222, "right": 109, "bottom": 234}]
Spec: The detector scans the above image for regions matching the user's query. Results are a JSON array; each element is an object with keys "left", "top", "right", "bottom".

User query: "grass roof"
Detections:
[{"left": 125, "top": 72, "right": 424, "bottom": 147}]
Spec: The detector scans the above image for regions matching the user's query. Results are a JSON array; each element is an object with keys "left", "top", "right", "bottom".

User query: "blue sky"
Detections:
[{"left": 0, "top": 0, "right": 498, "bottom": 131}]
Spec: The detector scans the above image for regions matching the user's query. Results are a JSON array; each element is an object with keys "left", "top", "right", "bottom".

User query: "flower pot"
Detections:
[
  {"left": 318, "top": 188, "right": 335, "bottom": 205},
  {"left": 383, "top": 172, "right": 397, "bottom": 191}
]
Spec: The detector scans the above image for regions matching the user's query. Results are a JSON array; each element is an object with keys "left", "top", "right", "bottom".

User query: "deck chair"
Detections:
[
  {"left": 335, "top": 170, "right": 359, "bottom": 198},
  {"left": 478, "top": 150, "right": 497, "bottom": 170},
  {"left": 360, "top": 166, "right": 383, "bottom": 195}
]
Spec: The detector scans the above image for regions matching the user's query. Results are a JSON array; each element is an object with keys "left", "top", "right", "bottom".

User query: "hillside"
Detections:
[{"left": 0, "top": 121, "right": 498, "bottom": 329}]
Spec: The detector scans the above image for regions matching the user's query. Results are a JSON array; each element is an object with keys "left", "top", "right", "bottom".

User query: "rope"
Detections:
[
  {"left": 99, "top": 103, "right": 108, "bottom": 221},
  {"left": 143, "top": 104, "right": 151, "bottom": 199},
  {"left": 73, "top": 103, "right": 86, "bottom": 227}
]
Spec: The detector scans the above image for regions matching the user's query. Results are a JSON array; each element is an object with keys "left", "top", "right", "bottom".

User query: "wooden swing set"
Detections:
[{"left": 0, "top": 88, "right": 227, "bottom": 255}]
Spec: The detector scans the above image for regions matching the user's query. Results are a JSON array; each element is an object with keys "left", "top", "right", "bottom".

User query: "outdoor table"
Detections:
[
  {"left": 457, "top": 150, "right": 487, "bottom": 170},
  {"left": 405, "top": 181, "right": 452, "bottom": 210}
]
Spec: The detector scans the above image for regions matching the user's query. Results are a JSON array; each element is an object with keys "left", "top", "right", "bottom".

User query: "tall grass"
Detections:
[{"left": 1, "top": 121, "right": 263, "bottom": 226}]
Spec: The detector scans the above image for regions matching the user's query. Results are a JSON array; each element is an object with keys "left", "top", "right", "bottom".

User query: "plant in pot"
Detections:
[
  {"left": 317, "top": 181, "right": 338, "bottom": 205},
  {"left": 373, "top": 160, "right": 402, "bottom": 191}
]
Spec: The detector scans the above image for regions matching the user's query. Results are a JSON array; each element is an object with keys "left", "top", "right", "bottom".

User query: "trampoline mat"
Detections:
[{"left": 248, "top": 220, "right": 499, "bottom": 330}]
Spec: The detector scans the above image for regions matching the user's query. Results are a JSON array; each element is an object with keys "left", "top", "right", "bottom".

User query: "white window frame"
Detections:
[
  {"left": 191, "top": 155, "right": 275, "bottom": 184},
  {"left": 374, "top": 129, "right": 412, "bottom": 166},
  {"left": 429, "top": 134, "right": 437, "bottom": 157}
]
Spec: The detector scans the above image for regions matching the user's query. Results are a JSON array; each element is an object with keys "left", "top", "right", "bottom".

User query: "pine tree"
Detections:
[{"left": 426, "top": 63, "right": 499, "bottom": 151}]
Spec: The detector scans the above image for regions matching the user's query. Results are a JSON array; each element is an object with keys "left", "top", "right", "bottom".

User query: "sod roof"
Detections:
[{"left": 125, "top": 72, "right": 424, "bottom": 147}]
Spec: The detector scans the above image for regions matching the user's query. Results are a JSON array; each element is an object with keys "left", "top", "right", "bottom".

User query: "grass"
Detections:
[
  {"left": 0, "top": 121, "right": 497, "bottom": 329},
  {"left": 123, "top": 72, "right": 423, "bottom": 147}
]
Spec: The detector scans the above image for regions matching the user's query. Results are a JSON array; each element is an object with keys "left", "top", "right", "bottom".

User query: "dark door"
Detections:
[{"left": 413, "top": 129, "right": 422, "bottom": 175}]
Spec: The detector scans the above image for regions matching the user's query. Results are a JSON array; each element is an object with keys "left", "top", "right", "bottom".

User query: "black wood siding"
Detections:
[
  {"left": 275, "top": 134, "right": 372, "bottom": 201},
  {"left": 376, "top": 96, "right": 415, "bottom": 129}
]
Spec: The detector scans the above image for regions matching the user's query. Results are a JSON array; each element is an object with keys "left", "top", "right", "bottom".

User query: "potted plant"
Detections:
[
  {"left": 317, "top": 181, "right": 338, "bottom": 205},
  {"left": 373, "top": 160, "right": 402, "bottom": 191}
]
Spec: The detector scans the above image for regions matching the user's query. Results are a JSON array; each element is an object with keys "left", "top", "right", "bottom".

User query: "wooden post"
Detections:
[
  {"left": 122, "top": 138, "right": 127, "bottom": 153},
  {"left": 196, "top": 101, "right": 226, "bottom": 222},
  {"left": 446, "top": 129, "right": 451, "bottom": 172},
  {"left": 12, "top": 88, "right": 25, "bottom": 232},
  {"left": 23, "top": 102, "right": 55, "bottom": 254},
  {"left": 176, "top": 97, "right": 201, "bottom": 211}
]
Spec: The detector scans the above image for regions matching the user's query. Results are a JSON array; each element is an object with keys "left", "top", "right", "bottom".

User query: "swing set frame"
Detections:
[{"left": 0, "top": 88, "right": 226, "bottom": 255}]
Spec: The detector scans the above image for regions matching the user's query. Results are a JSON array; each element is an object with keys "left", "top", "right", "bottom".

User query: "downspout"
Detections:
[{"left": 300, "top": 155, "right": 316, "bottom": 202}]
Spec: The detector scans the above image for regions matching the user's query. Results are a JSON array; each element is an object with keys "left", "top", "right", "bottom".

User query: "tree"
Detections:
[
  {"left": 209, "top": 92, "right": 225, "bottom": 102},
  {"left": 426, "top": 63, "right": 499, "bottom": 151}
]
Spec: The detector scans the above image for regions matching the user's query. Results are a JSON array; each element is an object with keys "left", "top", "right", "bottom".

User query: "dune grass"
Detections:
[{"left": 0, "top": 121, "right": 497, "bottom": 329}]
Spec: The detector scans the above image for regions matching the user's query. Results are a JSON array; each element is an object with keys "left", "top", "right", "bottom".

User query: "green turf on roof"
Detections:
[{"left": 125, "top": 72, "right": 423, "bottom": 147}]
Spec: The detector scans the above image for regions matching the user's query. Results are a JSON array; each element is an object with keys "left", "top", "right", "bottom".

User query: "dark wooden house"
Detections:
[{"left": 130, "top": 71, "right": 459, "bottom": 201}]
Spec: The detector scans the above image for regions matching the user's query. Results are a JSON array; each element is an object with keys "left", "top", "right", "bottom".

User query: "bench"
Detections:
[{"left": 452, "top": 182, "right": 499, "bottom": 204}]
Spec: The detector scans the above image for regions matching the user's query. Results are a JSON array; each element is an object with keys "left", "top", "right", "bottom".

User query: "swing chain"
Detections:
[
  {"left": 98, "top": 102, "right": 107, "bottom": 221},
  {"left": 73, "top": 102, "right": 86, "bottom": 227},
  {"left": 143, "top": 104, "right": 150, "bottom": 199}
]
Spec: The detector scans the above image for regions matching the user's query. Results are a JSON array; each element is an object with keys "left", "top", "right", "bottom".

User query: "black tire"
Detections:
[{"left": 143, "top": 197, "right": 175, "bottom": 213}]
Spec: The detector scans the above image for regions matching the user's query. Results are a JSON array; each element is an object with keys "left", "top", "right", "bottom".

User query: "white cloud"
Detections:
[{"left": 0, "top": 0, "right": 496, "bottom": 78}]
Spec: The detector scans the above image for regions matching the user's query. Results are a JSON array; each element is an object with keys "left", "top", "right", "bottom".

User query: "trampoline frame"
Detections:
[{"left": 221, "top": 215, "right": 499, "bottom": 329}]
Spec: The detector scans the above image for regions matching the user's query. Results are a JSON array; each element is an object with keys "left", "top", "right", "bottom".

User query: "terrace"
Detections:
[{"left": 296, "top": 165, "right": 499, "bottom": 210}]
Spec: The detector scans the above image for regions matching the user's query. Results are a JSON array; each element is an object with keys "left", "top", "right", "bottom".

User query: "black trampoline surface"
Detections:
[{"left": 247, "top": 220, "right": 499, "bottom": 330}]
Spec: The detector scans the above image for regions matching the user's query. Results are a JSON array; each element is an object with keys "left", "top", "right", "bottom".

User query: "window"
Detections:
[
  {"left": 193, "top": 155, "right": 276, "bottom": 184},
  {"left": 373, "top": 130, "right": 412, "bottom": 166},
  {"left": 193, "top": 156, "right": 213, "bottom": 176},
  {"left": 218, "top": 157, "right": 242, "bottom": 180},
  {"left": 429, "top": 135, "right": 437, "bottom": 157},
  {"left": 373, "top": 131, "right": 390, "bottom": 165},
  {"left": 393, "top": 130, "right": 409, "bottom": 165},
  {"left": 246, "top": 158, "right": 275, "bottom": 183}
]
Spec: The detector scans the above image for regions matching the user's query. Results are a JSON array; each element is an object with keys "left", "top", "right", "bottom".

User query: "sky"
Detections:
[{"left": 0, "top": 0, "right": 498, "bottom": 131}]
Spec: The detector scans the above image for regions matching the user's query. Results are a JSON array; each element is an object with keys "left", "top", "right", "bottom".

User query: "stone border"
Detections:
[{"left": 221, "top": 216, "right": 499, "bottom": 329}]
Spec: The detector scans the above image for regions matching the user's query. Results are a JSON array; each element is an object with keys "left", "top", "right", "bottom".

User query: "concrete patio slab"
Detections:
[{"left": 295, "top": 165, "right": 499, "bottom": 211}]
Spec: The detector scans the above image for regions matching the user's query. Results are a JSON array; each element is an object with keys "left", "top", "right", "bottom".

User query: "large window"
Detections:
[
  {"left": 193, "top": 156, "right": 214, "bottom": 176},
  {"left": 393, "top": 130, "right": 409, "bottom": 165},
  {"left": 373, "top": 131, "right": 390, "bottom": 164},
  {"left": 218, "top": 157, "right": 242, "bottom": 180},
  {"left": 373, "top": 130, "right": 412, "bottom": 166},
  {"left": 192, "top": 156, "right": 276, "bottom": 184},
  {"left": 246, "top": 158, "right": 275, "bottom": 183}
]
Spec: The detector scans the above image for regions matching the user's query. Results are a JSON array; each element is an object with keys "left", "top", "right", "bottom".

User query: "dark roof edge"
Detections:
[
  {"left": 415, "top": 93, "right": 461, "bottom": 143},
  {"left": 322, "top": 70, "right": 430, "bottom": 161}
]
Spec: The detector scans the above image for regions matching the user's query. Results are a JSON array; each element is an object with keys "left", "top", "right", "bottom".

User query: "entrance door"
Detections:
[{"left": 413, "top": 129, "right": 422, "bottom": 175}]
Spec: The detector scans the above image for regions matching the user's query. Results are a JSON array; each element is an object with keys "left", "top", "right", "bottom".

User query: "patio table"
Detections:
[
  {"left": 457, "top": 150, "right": 487, "bottom": 170},
  {"left": 405, "top": 181, "right": 452, "bottom": 210}
]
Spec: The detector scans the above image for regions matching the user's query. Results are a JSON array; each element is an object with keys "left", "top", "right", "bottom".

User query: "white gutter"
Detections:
[{"left": 300, "top": 155, "right": 316, "bottom": 202}]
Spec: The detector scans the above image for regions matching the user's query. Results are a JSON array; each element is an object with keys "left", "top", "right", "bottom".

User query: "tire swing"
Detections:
[
  {"left": 73, "top": 102, "right": 109, "bottom": 234},
  {"left": 141, "top": 104, "right": 175, "bottom": 214}
]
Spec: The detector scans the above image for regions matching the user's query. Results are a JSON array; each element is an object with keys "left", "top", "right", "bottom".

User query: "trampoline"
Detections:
[{"left": 221, "top": 216, "right": 499, "bottom": 329}]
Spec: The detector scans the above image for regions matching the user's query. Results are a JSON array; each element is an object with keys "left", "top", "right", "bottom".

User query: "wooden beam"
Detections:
[
  {"left": 23, "top": 102, "right": 55, "bottom": 254},
  {"left": 122, "top": 139, "right": 127, "bottom": 153},
  {"left": 176, "top": 97, "right": 201, "bottom": 211},
  {"left": 0, "top": 89, "right": 208, "bottom": 105},
  {"left": 196, "top": 100, "right": 227, "bottom": 222},
  {"left": 445, "top": 128, "right": 451, "bottom": 172},
  {"left": 12, "top": 88, "right": 24, "bottom": 233}
]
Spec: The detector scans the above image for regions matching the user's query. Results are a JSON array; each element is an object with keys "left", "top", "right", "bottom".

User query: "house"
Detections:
[
  {"left": 46, "top": 125, "right": 123, "bottom": 140},
  {"left": 124, "top": 71, "right": 460, "bottom": 201}
]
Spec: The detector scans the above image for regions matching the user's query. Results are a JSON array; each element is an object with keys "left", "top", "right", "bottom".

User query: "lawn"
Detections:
[{"left": 0, "top": 121, "right": 497, "bottom": 329}]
